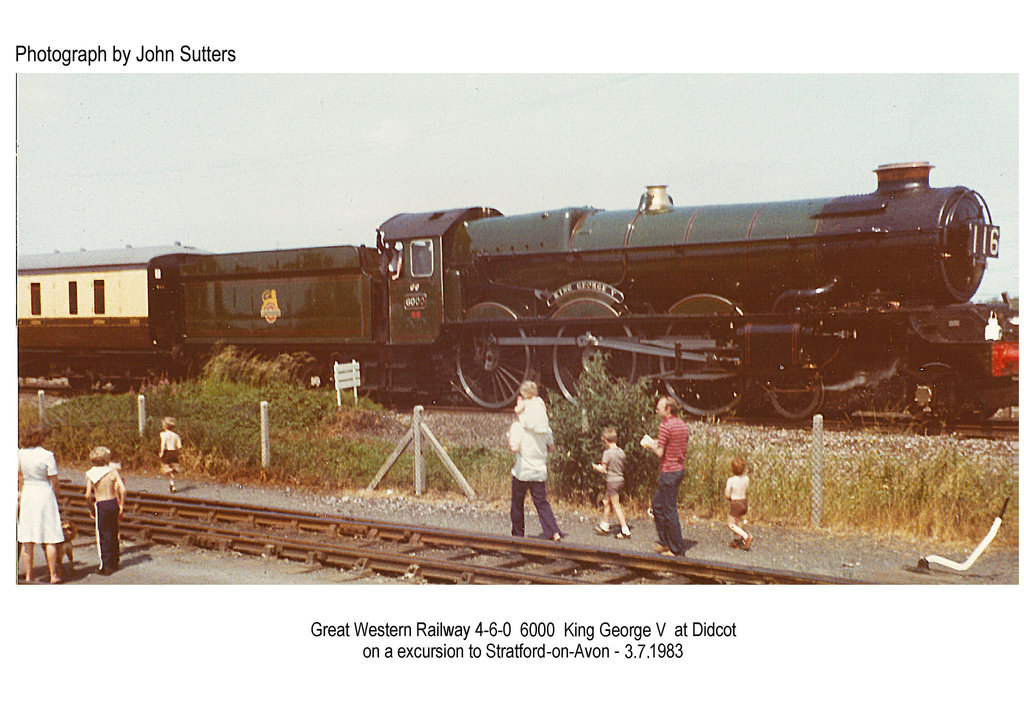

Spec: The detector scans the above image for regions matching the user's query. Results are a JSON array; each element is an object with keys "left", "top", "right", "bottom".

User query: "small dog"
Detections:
[{"left": 58, "top": 521, "right": 77, "bottom": 578}]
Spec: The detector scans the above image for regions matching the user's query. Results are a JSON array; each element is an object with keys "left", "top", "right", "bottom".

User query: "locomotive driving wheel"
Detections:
[
  {"left": 766, "top": 370, "right": 825, "bottom": 420},
  {"left": 456, "top": 303, "right": 532, "bottom": 409},
  {"left": 550, "top": 299, "right": 637, "bottom": 402},
  {"left": 673, "top": 364, "right": 746, "bottom": 418},
  {"left": 660, "top": 294, "right": 745, "bottom": 418}
]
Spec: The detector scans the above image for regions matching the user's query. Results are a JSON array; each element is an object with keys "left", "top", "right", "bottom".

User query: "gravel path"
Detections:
[{"left": 95, "top": 466, "right": 1015, "bottom": 584}]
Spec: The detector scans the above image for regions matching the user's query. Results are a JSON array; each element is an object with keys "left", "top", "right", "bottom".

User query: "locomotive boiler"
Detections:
[{"left": 459, "top": 163, "right": 993, "bottom": 311}]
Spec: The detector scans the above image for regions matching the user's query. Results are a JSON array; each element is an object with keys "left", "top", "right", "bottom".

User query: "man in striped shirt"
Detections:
[{"left": 647, "top": 396, "right": 690, "bottom": 556}]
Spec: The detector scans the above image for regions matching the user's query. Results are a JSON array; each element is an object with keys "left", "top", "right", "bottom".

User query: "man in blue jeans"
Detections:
[{"left": 644, "top": 396, "right": 690, "bottom": 556}]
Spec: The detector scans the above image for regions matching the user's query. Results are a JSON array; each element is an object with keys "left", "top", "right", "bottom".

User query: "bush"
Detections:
[
  {"left": 19, "top": 350, "right": 513, "bottom": 500},
  {"left": 548, "top": 356, "right": 661, "bottom": 502}
]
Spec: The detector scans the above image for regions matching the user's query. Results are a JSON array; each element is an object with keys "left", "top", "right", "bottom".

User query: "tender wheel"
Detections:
[
  {"left": 456, "top": 303, "right": 531, "bottom": 409},
  {"left": 550, "top": 298, "right": 637, "bottom": 402},
  {"left": 767, "top": 370, "right": 825, "bottom": 420}
]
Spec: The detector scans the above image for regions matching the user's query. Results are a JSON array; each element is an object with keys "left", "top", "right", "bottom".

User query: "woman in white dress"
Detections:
[{"left": 18, "top": 425, "right": 65, "bottom": 583}]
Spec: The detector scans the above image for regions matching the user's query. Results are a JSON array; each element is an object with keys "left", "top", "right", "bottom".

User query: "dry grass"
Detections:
[{"left": 19, "top": 346, "right": 1017, "bottom": 547}]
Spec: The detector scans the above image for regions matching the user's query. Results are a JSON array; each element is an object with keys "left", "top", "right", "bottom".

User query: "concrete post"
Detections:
[
  {"left": 260, "top": 400, "right": 270, "bottom": 468},
  {"left": 138, "top": 394, "right": 146, "bottom": 437},
  {"left": 811, "top": 413, "right": 823, "bottom": 526},
  {"left": 413, "top": 405, "right": 424, "bottom": 495},
  {"left": 37, "top": 389, "right": 46, "bottom": 423}
]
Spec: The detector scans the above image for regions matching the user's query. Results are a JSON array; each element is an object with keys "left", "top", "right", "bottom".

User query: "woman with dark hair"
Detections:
[{"left": 18, "top": 425, "right": 65, "bottom": 583}]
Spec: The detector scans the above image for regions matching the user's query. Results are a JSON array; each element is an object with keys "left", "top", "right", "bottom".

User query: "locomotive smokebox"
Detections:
[{"left": 874, "top": 162, "right": 933, "bottom": 192}]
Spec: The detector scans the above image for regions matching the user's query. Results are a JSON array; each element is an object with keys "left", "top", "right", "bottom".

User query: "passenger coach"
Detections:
[{"left": 17, "top": 244, "right": 203, "bottom": 390}]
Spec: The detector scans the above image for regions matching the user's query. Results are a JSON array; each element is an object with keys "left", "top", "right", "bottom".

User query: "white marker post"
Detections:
[
  {"left": 811, "top": 414, "right": 823, "bottom": 526},
  {"left": 260, "top": 401, "right": 270, "bottom": 468},
  {"left": 138, "top": 394, "right": 146, "bottom": 437}
]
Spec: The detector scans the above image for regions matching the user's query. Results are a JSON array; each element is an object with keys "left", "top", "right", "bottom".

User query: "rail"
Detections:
[{"left": 58, "top": 484, "right": 855, "bottom": 585}]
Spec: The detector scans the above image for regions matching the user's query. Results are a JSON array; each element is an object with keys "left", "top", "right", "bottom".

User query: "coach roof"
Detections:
[{"left": 17, "top": 244, "right": 207, "bottom": 272}]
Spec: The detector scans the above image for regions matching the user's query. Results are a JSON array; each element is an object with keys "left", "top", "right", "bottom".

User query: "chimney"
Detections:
[
  {"left": 874, "top": 162, "right": 933, "bottom": 192},
  {"left": 642, "top": 185, "right": 674, "bottom": 213}
]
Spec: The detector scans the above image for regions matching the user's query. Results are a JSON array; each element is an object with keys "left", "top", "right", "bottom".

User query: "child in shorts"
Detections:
[
  {"left": 159, "top": 416, "right": 182, "bottom": 493},
  {"left": 592, "top": 427, "right": 631, "bottom": 539},
  {"left": 514, "top": 380, "right": 550, "bottom": 434},
  {"left": 725, "top": 456, "right": 752, "bottom": 550},
  {"left": 84, "top": 446, "right": 126, "bottom": 575}
]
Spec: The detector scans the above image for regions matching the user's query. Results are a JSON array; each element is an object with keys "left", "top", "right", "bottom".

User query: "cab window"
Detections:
[{"left": 409, "top": 239, "right": 434, "bottom": 278}]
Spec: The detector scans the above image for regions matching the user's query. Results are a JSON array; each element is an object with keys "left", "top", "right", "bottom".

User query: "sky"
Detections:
[{"left": 14, "top": 72, "right": 1019, "bottom": 301}]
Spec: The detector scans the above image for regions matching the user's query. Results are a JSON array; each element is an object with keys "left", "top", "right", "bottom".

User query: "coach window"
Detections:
[
  {"left": 93, "top": 279, "right": 105, "bottom": 315},
  {"left": 68, "top": 281, "right": 78, "bottom": 315},
  {"left": 409, "top": 239, "right": 434, "bottom": 278},
  {"left": 30, "top": 282, "right": 41, "bottom": 315}
]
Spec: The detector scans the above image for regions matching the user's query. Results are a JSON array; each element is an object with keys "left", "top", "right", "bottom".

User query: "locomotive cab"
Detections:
[
  {"left": 384, "top": 234, "right": 443, "bottom": 344},
  {"left": 376, "top": 207, "right": 502, "bottom": 346}
]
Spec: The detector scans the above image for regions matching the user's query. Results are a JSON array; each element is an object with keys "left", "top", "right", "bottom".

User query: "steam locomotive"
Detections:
[{"left": 17, "top": 162, "right": 1018, "bottom": 422}]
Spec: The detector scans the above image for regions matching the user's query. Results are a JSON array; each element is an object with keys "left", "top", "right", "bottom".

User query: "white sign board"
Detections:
[{"left": 334, "top": 360, "right": 361, "bottom": 405}]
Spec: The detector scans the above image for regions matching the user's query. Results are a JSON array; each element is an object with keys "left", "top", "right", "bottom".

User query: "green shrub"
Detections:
[{"left": 548, "top": 356, "right": 660, "bottom": 502}]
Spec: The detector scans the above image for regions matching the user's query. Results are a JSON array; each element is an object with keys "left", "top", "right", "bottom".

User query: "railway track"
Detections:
[{"left": 57, "top": 484, "right": 852, "bottom": 585}]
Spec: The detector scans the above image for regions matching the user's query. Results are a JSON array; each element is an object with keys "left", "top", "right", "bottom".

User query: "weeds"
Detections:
[{"left": 18, "top": 349, "right": 1018, "bottom": 546}]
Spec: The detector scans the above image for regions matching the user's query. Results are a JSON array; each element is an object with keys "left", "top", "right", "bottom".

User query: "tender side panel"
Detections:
[{"left": 181, "top": 246, "right": 373, "bottom": 345}]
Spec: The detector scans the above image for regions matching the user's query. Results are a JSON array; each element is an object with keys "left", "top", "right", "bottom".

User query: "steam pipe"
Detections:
[{"left": 772, "top": 277, "right": 839, "bottom": 313}]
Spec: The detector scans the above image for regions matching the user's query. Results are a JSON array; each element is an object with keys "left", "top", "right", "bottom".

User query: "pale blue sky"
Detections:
[{"left": 16, "top": 73, "right": 1017, "bottom": 300}]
